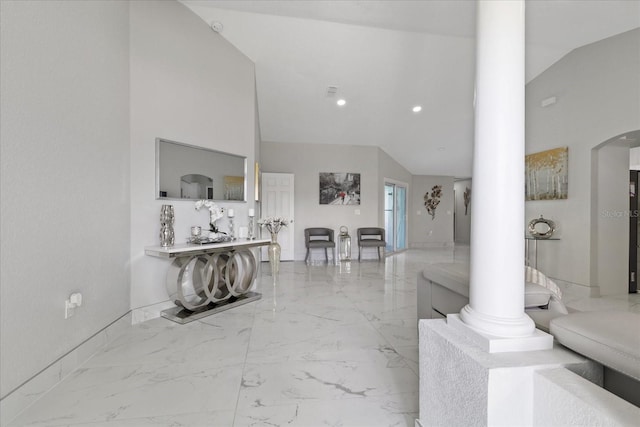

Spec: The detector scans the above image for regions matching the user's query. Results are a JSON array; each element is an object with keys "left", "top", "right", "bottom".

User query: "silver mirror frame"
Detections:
[{"left": 155, "top": 138, "right": 247, "bottom": 203}]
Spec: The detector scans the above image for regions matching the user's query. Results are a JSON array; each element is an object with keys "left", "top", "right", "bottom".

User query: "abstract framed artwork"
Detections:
[
  {"left": 525, "top": 147, "right": 568, "bottom": 201},
  {"left": 319, "top": 172, "right": 361, "bottom": 205},
  {"left": 224, "top": 176, "right": 244, "bottom": 201}
]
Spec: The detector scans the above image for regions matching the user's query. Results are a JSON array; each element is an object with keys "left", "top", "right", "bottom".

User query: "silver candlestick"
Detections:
[
  {"left": 248, "top": 216, "right": 255, "bottom": 240},
  {"left": 228, "top": 217, "right": 236, "bottom": 240}
]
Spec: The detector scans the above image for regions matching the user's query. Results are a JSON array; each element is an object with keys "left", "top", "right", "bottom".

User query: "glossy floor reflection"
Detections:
[{"left": 10, "top": 249, "right": 466, "bottom": 427}]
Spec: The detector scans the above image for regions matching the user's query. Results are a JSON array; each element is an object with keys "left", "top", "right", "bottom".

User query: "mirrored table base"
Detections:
[
  {"left": 145, "top": 239, "right": 270, "bottom": 324},
  {"left": 161, "top": 291, "right": 261, "bottom": 324}
]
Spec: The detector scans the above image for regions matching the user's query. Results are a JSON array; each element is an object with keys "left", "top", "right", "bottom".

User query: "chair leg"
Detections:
[
  {"left": 332, "top": 248, "right": 336, "bottom": 264},
  {"left": 324, "top": 248, "right": 328, "bottom": 262},
  {"left": 358, "top": 246, "right": 362, "bottom": 261},
  {"left": 377, "top": 247, "right": 381, "bottom": 261},
  {"left": 305, "top": 248, "right": 310, "bottom": 263}
]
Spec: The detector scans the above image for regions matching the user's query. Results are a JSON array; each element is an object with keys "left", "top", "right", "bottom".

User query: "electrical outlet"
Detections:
[
  {"left": 64, "top": 292, "right": 83, "bottom": 319},
  {"left": 65, "top": 300, "right": 75, "bottom": 319}
]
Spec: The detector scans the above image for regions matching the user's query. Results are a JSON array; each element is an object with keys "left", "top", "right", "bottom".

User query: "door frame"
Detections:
[
  {"left": 260, "top": 172, "right": 295, "bottom": 261},
  {"left": 383, "top": 178, "right": 408, "bottom": 254},
  {"left": 630, "top": 170, "right": 638, "bottom": 293}
]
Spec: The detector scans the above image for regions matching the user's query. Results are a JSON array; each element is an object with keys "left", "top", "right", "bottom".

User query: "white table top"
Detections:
[
  {"left": 525, "top": 236, "right": 560, "bottom": 240},
  {"left": 145, "top": 238, "right": 270, "bottom": 258}
]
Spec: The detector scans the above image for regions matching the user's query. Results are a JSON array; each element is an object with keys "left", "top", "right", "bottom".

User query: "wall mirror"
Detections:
[{"left": 156, "top": 138, "right": 247, "bottom": 202}]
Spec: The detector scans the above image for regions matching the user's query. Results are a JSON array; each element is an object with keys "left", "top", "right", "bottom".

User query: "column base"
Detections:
[
  {"left": 448, "top": 313, "right": 553, "bottom": 353},
  {"left": 418, "top": 318, "right": 620, "bottom": 426},
  {"left": 459, "top": 303, "right": 535, "bottom": 336}
]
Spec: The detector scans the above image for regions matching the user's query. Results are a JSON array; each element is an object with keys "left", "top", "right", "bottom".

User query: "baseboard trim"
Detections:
[
  {"left": 131, "top": 300, "right": 177, "bottom": 324},
  {"left": 0, "top": 312, "right": 131, "bottom": 425},
  {"left": 410, "top": 242, "right": 455, "bottom": 249}
]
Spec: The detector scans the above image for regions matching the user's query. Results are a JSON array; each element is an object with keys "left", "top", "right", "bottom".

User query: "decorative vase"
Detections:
[
  {"left": 160, "top": 224, "right": 175, "bottom": 247},
  {"left": 160, "top": 204, "right": 174, "bottom": 224},
  {"left": 268, "top": 231, "right": 281, "bottom": 275},
  {"left": 159, "top": 205, "right": 175, "bottom": 247}
]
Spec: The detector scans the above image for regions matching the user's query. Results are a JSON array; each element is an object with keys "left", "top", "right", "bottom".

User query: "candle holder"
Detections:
[
  {"left": 248, "top": 216, "right": 256, "bottom": 240},
  {"left": 228, "top": 218, "right": 236, "bottom": 240},
  {"left": 248, "top": 208, "right": 256, "bottom": 240}
]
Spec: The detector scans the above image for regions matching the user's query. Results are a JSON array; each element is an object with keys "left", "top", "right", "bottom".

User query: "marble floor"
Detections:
[
  {"left": 9, "top": 248, "right": 468, "bottom": 427},
  {"left": 10, "top": 246, "right": 638, "bottom": 427}
]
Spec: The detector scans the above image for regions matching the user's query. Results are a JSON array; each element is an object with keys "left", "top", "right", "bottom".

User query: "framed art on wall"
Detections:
[
  {"left": 319, "top": 172, "right": 361, "bottom": 205},
  {"left": 525, "top": 147, "right": 568, "bottom": 201}
]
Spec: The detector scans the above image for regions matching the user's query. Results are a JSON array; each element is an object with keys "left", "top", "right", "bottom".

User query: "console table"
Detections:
[
  {"left": 145, "top": 238, "right": 270, "bottom": 324},
  {"left": 525, "top": 237, "right": 559, "bottom": 269}
]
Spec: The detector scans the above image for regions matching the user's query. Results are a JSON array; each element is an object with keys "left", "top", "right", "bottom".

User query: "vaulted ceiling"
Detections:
[{"left": 182, "top": 1, "right": 640, "bottom": 177}]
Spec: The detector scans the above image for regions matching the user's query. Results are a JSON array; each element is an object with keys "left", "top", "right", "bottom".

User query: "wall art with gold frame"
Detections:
[{"left": 525, "top": 147, "right": 568, "bottom": 201}]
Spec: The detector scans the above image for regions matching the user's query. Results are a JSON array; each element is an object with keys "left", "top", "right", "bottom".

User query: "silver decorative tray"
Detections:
[{"left": 187, "top": 235, "right": 232, "bottom": 245}]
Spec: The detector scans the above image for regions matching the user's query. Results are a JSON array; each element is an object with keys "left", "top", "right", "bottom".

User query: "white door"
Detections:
[{"left": 261, "top": 173, "right": 295, "bottom": 260}]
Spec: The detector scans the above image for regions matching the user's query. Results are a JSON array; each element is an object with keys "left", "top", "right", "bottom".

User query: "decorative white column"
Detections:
[{"left": 455, "top": 0, "right": 550, "bottom": 349}]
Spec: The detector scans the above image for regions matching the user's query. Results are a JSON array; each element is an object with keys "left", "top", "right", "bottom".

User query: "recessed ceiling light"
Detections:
[
  {"left": 412, "top": 105, "right": 422, "bottom": 113},
  {"left": 337, "top": 99, "right": 346, "bottom": 106},
  {"left": 438, "top": 147, "right": 446, "bottom": 151}
]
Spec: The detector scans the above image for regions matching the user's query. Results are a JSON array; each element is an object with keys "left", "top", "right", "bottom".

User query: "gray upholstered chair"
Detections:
[
  {"left": 357, "top": 227, "right": 386, "bottom": 261},
  {"left": 304, "top": 228, "right": 335, "bottom": 263}
]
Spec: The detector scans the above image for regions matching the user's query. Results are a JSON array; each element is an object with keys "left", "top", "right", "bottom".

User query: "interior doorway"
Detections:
[
  {"left": 260, "top": 172, "right": 295, "bottom": 261},
  {"left": 384, "top": 180, "right": 407, "bottom": 253},
  {"left": 630, "top": 170, "right": 638, "bottom": 293},
  {"left": 591, "top": 130, "right": 639, "bottom": 296}
]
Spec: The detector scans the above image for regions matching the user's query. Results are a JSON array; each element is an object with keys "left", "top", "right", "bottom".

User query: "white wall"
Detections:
[
  {"left": 593, "top": 140, "right": 630, "bottom": 295},
  {"left": 260, "top": 142, "right": 412, "bottom": 260},
  {"left": 378, "top": 149, "right": 413, "bottom": 192},
  {"left": 454, "top": 179, "right": 472, "bottom": 243},
  {"left": 0, "top": 1, "right": 130, "bottom": 398},
  {"left": 525, "top": 29, "right": 640, "bottom": 292},
  {"left": 630, "top": 146, "right": 640, "bottom": 169},
  {"left": 129, "top": 0, "right": 257, "bottom": 311},
  {"left": 410, "top": 176, "right": 454, "bottom": 247}
]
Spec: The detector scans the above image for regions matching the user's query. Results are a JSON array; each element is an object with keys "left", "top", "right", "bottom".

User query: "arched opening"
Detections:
[{"left": 590, "top": 129, "right": 640, "bottom": 295}]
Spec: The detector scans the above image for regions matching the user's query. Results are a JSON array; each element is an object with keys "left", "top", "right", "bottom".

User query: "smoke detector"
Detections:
[
  {"left": 326, "top": 86, "right": 338, "bottom": 97},
  {"left": 210, "top": 21, "right": 223, "bottom": 33}
]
